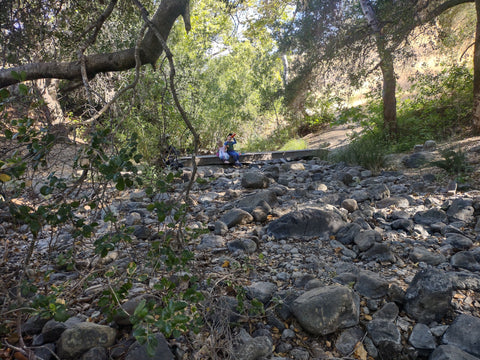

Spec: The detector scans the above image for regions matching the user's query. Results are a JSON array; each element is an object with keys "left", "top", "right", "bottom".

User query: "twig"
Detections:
[
  {"left": 29, "top": 344, "right": 61, "bottom": 360},
  {"left": 4, "top": 340, "right": 38, "bottom": 360},
  {"left": 2, "top": 307, "right": 38, "bottom": 316},
  {"left": 81, "top": 24, "right": 146, "bottom": 125},
  {"left": 77, "top": 0, "right": 119, "bottom": 111},
  {"left": 460, "top": 42, "right": 475, "bottom": 61}
]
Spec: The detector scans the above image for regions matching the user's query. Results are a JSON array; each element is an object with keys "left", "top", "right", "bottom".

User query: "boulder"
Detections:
[
  {"left": 404, "top": 268, "right": 453, "bottom": 323},
  {"left": 241, "top": 171, "right": 270, "bottom": 189},
  {"left": 124, "top": 333, "right": 174, "bottom": 360},
  {"left": 442, "top": 314, "right": 480, "bottom": 357},
  {"left": 219, "top": 209, "right": 254, "bottom": 228},
  {"left": 57, "top": 322, "right": 117, "bottom": 359},
  {"left": 232, "top": 328, "right": 273, "bottom": 360},
  {"left": 429, "top": 345, "right": 480, "bottom": 360},
  {"left": 292, "top": 285, "right": 359, "bottom": 335},
  {"left": 413, "top": 209, "right": 448, "bottom": 226},
  {"left": 267, "top": 208, "right": 346, "bottom": 240}
]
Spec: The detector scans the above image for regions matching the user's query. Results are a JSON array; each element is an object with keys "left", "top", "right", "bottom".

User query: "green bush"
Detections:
[
  {"left": 329, "top": 62, "right": 474, "bottom": 169},
  {"left": 329, "top": 131, "right": 388, "bottom": 172},
  {"left": 432, "top": 148, "right": 471, "bottom": 175},
  {"left": 279, "top": 139, "right": 308, "bottom": 151},
  {"left": 396, "top": 63, "right": 473, "bottom": 148}
]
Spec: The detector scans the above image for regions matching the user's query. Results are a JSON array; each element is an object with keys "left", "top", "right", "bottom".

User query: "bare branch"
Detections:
[{"left": 0, "top": 0, "right": 191, "bottom": 89}]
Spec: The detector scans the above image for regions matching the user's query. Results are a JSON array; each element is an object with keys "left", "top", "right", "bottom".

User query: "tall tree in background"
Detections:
[
  {"left": 281, "top": 0, "right": 479, "bottom": 136},
  {"left": 359, "top": 0, "right": 397, "bottom": 137},
  {"left": 474, "top": 0, "right": 480, "bottom": 133}
]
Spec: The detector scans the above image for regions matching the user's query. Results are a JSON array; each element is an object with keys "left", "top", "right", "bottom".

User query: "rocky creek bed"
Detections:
[{"left": 1, "top": 140, "right": 480, "bottom": 360}]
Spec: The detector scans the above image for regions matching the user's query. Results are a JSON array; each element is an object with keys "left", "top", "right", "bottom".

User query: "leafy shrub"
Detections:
[
  {"left": 330, "top": 62, "right": 473, "bottom": 166},
  {"left": 396, "top": 63, "right": 473, "bottom": 147},
  {"left": 279, "top": 139, "right": 308, "bottom": 151},
  {"left": 432, "top": 148, "right": 471, "bottom": 175},
  {"left": 329, "top": 130, "right": 388, "bottom": 172},
  {"left": 1, "top": 84, "right": 204, "bottom": 357}
]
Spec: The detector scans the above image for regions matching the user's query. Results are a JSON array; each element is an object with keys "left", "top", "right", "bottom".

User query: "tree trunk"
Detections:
[
  {"left": 0, "top": 0, "right": 190, "bottom": 89},
  {"left": 380, "top": 48, "right": 397, "bottom": 138},
  {"left": 35, "top": 79, "right": 64, "bottom": 125},
  {"left": 473, "top": 0, "right": 480, "bottom": 134},
  {"left": 359, "top": 0, "right": 397, "bottom": 138},
  {"left": 281, "top": 53, "right": 289, "bottom": 87}
]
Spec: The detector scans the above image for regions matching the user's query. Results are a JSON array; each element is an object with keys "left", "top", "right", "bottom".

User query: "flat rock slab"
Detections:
[
  {"left": 267, "top": 208, "right": 346, "bottom": 240},
  {"left": 180, "top": 149, "right": 328, "bottom": 166}
]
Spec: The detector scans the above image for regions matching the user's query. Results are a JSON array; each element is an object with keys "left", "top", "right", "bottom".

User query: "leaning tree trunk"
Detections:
[
  {"left": 0, "top": 0, "right": 190, "bottom": 89},
  {"left": 473, "top": 0, "right": 480, "bottom": 134},
  {"left": 35, "top": 79, "right": 64, "bottom": 125},
  {"left": 359, "top": 0, "right": 398, "bottom": 138}
]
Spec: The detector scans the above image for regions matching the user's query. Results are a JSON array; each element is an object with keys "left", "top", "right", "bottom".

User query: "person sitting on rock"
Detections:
[
  {"left": 216, "top": 139, "right": 229, "bottom": 164},
  {"left": 224, "top": 133, "right": 241, "bottom": 167}
]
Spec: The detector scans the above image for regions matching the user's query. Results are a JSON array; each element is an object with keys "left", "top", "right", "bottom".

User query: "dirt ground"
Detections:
[{"left": 302, "top": 123, "right": 363, "bottom": 149}]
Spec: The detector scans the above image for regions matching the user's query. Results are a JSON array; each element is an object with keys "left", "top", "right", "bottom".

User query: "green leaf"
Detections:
[
  {"left": 115, "top": 177, "right": 125, "bottom": 191},
  {"left": 18, "top": 84, "right": 29, "bottom": 95},
  {"left": 133, "top": 299, "right": 148, "bottom": 319},
  {"left": 132, "top": 326, "right": 147, "bottom": 339},
  {"left": 0, "top": 88, "right": 10, "bottom": 101},
  {"left": 40, "top": 186, "right": 51, "bottom": 196}
]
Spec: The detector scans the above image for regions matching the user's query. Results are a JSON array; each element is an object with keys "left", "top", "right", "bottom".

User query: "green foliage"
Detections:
[
  {"left": 279, "top": 139, "right": 307, "bottom": 151},
  {"left": 296, "top": 87, "right": 344, "bottom": 136},
  {"left": 30, "top": 287, "right": 69, "bottom": 322},
  {"left": 94, "top": 228, "right": 133, "bottom": 258},
  {"left": 329, "top": 130, "right": 388, "bottom": 172},
  {"left": 110, "top": 0, "right": 287, "bottom": 157},
  {"left": 56, "top": 250, "right": 74, "bottom": 271},
  {"left": 243, "top": 125, "right": 296, "bottom": 152},
  {"left": 2, "top": 85, "right": 205, "bottom": 357},
  {"left": 329, "top": 62, "right": 474, "bottom": 171},
  {"left": 432, "top": 149, "right": 471, "bottom": 175},
  {"left": 396, "top": 63, "right": 473, "bottom": 149}
]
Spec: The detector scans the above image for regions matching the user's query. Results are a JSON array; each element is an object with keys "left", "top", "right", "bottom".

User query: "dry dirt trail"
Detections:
[{"left": 302, "top": 123, "right": 362, "bottom": 150}]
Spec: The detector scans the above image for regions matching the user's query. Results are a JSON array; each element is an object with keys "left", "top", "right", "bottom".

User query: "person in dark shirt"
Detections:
[{"left": 224, "top": 133, "right": 241, "bottom": 166}]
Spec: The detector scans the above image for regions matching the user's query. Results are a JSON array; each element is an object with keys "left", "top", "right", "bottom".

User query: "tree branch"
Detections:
[{"left": 0, "top": 0, "right": 191, "bottom": 89}]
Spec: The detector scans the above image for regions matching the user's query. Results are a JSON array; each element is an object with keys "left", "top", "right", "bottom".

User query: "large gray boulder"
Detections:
[
  {"left": 446, "top": 233, "right": 474, "bottom": 251},
  {"left": 354, "top": 230, "right": 381, "bottom": 252},
  {"left": 291, "top": 285, "right": 359, "bottom": 335},
  {"left": 409, "top": 323, "right": 436, "bottom": 351},
  {"left": 376, "top": 196, "right": 410, "bottom": 209},
  {"left": 451, "top": 251, "right": 480, "bottom": 271},
  {"left": 354, "top": 270, "right": 389, "bottom": 299},
  {"left": 410, "top": 247, "right": 446, "bottom": 266},
  {"left": 442, "top": 314, "right": 480, "bottom": 357},
  {"left": 57, "top": 322, "right": 117, "bottom": 359},
  {"left": 429, "top": 345, "right": 480, "bottom": 360},
  {"left": 241, "top": 171, "right": 270, "bottom": 189},
  {"left": 446, "top": 198, "right": 475, "bottom": 223},
  {"left": 413, "top": 209, "right": 448, "bottom": 226},
  {"left": 267, "top": 208, "right": 346, "bottom": 240},
  {"left": 404, "top": 268, "right": 453, "bottom": 323},
  {"left": 246, "top": 281, "right": 277, "bottom": 304},
  {"left": 366, "top": 319, "right": 402, "bottom": 355},
  {"left": 219, "top": 209, "right": 254, "bottom": 228},
  {"left": 236, "top": 190, "right": 278, "bottom": 209},
  {"left": 232, "top": 328, "right": 273, "bottom": 360}
]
